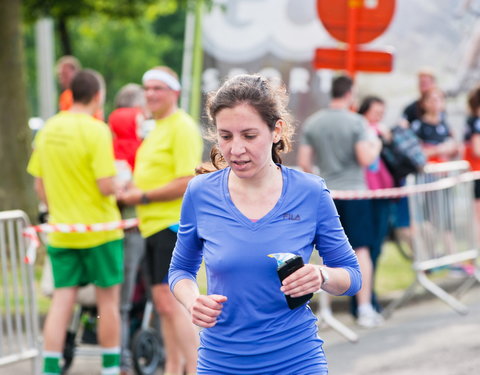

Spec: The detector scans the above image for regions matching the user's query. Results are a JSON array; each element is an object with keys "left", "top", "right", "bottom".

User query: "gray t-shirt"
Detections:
[{"left": 301, "top": 108, "right": 369, "bottom": 190}]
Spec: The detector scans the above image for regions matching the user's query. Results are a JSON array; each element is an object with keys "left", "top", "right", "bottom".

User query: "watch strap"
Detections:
[
  {"left": 319, "top": 266, "right": 329, "bottom": 288},
  {"left": 140, "top": 192, "right": 150, "bottom": 204}
]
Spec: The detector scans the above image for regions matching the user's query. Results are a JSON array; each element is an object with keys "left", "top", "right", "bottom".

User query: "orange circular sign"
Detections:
[{"left": 317, "top": 0, "right": 396, "bottom": 44}]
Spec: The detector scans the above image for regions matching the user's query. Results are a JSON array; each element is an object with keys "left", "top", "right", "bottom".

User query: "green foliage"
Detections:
[
  {"left": 152, "top": 8, "right": 187, "bottom": 70},
  {"left": 22, "top": 0, "right": 210, "bottom": 23},
  {"left": 23, "top": 6, "right": 187, "bottom": 118},
  {"left": 70, "top": 15, "right": 184, "bottom": 116},
  {"left": 23, "top": 0, "right": 161, "bottom": 23}
]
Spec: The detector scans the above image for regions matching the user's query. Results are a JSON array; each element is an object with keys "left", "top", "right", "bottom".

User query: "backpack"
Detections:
[{"left": 380, "top": 125, "right": 426, "bottom": 186}]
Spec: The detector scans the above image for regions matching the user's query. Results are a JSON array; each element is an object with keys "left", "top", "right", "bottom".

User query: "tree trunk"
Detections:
[
  {"left": 58, "top": 17, "right": 72, "bottom": 56},
  {"left": 0, "top": 0, "right": 37, "bottom": 220}
]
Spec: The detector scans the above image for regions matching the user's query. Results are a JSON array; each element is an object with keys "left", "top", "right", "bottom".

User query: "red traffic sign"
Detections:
[
  {"left": 314, "top": 47, "right": 393, "bottom": 72},
  {"left": 317, "top": 0, "right": 396, "bottom": 44}
]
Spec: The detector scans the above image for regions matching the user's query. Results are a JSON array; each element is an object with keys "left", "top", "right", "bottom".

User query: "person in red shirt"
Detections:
[{"left": 109, "top": 83, "right": 146, "bottom": 171}]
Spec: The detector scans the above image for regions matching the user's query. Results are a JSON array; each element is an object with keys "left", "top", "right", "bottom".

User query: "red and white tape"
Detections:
[
  {"left": 22, "top": 171, "right": 480, "bottom": 264},
  {"left": 23, "top": 218, "right": 138, "bottom": 264},
  {"left": 330, "top": 171, "right": 480, "bottom": 200}
]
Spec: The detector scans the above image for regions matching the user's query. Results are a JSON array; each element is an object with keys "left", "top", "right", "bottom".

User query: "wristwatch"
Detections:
[
  {"left": 318, "top": 266, "right": 329, "bottom": 288},
  {"left": 140, "top": 192, "right": 150, "bottom": 205}
]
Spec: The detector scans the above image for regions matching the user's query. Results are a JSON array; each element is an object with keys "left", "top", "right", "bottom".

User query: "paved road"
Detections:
[
  {"left": 2, "top": 285, "right": 479, "bottom": 375},
  {"left": 321, "top": 286, "right": 480, "bottom": 375}
]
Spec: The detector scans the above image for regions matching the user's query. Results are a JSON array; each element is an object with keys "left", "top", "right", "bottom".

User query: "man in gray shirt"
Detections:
[{"left": 298, "top": 75, "right": 383, "bottom": 328}]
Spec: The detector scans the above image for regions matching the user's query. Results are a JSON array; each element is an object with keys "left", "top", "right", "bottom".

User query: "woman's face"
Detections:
[
  {"left": 423, "top": 90, "right": 445, "bottom": 115},
  {"left": 215, "top": 103, "right": 281, "bottom": 180},
  {"left": 364, "top": 101, "right": 385, "bottom": 125}
]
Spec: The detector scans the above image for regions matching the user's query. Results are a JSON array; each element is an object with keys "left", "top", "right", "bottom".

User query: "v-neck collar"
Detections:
[{"left": 221, "top": 165, "right": 288, "bottom": 231}]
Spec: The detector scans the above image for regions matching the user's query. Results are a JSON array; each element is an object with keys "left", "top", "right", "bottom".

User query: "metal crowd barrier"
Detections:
[
  {"left": 315, "top": 292, "right": 358, "bottom": 343},
  {"left": 310, "top": 252, "right": 359, "bottom": 343},
  {"left": 384, "top": 161, "right": 480, "bottom": 317},
  {"left": 0, "top": 210, "right": 41, "bottom": 373}
]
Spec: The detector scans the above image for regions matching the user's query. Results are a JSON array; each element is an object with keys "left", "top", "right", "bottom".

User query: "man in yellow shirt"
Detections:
[
  {"left": 28, "top": 70, "right": 123, "bottom": 375},
  {"left": 119, "top": 66, "right": 202, "bottom": 375}
]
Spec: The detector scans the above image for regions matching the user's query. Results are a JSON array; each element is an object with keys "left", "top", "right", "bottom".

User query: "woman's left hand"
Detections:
[{"left": 280, "top": 264, "right": 323, "bottom": 298}]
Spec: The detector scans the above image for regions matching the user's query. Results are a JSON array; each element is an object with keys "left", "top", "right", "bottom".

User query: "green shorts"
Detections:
[{"left": 47, "top": 239, "right": 124, "bottom": 288}]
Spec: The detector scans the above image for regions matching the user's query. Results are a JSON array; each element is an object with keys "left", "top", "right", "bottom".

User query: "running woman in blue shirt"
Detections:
[{"left": 169, "top": 74, "right": 361, "bottom": 375}]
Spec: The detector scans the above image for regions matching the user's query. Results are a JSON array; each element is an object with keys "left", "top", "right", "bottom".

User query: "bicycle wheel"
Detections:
[{"left": 131, "top": 327, "right": 165, "bottom": 375}]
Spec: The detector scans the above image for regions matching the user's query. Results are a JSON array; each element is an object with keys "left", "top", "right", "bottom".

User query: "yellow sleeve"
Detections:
[{"left": 172, "top": 120, "right": 203, "bottom": 178}]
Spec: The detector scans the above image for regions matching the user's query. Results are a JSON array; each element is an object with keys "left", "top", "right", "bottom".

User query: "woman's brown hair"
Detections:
[
  {"left": 200, "top": 74, "right": 294, "bottom": 173},
  {"left": 418, "top": 87, "right": 445, "bottom": 117}
]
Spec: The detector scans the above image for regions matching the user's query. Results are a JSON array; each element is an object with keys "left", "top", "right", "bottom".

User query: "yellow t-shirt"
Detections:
[
  {"left": 134, "top": 110, "right": 203, "bottom": 237},
  {"left": 27, "top": 111, "right": 123, "bottom": 248}
]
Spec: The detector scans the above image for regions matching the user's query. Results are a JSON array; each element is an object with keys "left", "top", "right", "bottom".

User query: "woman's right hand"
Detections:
[{"left": 189, "top": 294, "right": 227, "bottom": 328}]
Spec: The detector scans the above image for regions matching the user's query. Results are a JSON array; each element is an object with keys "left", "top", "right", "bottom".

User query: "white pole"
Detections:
[
  {"left": 35, "top": 18, "right": 57, "bottom": 121},
  {"left": 180, "top": 3, "right": 196, "bottom": 112}
]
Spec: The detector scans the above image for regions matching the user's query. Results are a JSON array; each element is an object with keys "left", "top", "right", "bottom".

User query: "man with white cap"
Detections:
[{"left": 119, "top": 66, "right": 202, "bottom": 375}]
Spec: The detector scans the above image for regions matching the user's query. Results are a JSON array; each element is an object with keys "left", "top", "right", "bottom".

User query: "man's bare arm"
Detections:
[
  {"left": 34, "top": 178, "right": 48, "bottom": 205},
  {"left": 297, "top": 144, "right": 315, "bottom": 173}
]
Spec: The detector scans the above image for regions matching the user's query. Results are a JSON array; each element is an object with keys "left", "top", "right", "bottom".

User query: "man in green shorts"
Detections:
[{"left": 28, "top": 69, "right": 124, "bottom": 375}]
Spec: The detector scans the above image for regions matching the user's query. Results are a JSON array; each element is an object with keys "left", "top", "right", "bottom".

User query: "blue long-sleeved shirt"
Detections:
[{"left": 169, "top": 166, "right": 361, "bottom": 374}]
